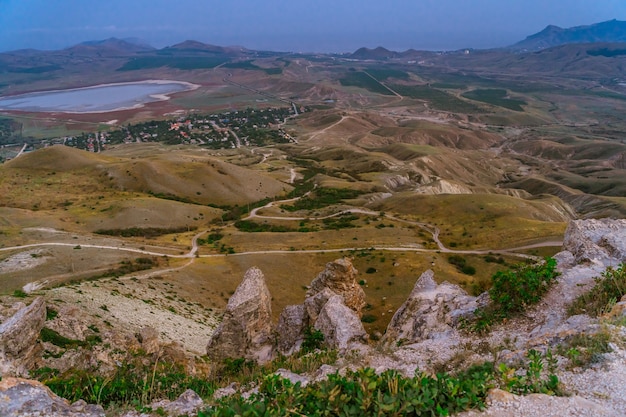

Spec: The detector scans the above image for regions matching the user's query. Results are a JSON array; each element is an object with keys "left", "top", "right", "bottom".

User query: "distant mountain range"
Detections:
[
  {"left": 347, "top": 20, "right": 626, "bottom": 60},
  {"left": 63, "top": 38, "right": 156, "bottom": 56},
  {"left": 510, "top": 19, "right": 626, "bottom": 51},
  {"left": 3, "top": 19, "right": 626, "bottom": 59}
]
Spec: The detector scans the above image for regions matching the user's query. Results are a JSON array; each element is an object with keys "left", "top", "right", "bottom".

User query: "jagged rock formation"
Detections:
[
  {"left": 314, "top": 295, "right": 368, "bottom": 350},
  {"left": 0, "top": 377, "right": 105, "bottom": 417},
  {"left": 521, "top": 218, "right": 626, "bottom": 346},
  {"left": 274, "top": 304, "right": 307, "bottom": 355},
  {"left": 562, "top": 218, "right": 626, "bottom": 266},
  {"left": 0, "top": 297, "right": 46, "bottom": 377},
  {"left": 206, "top": 267, "right": 273, "bottom": 362},
  {"left": 306, "top": 258, "right": 366, "bottom": 316},
  {"left": 276, "top": 258, "right": 368, "bottom": 355},
  {"left": 46, "top": 305, "right": 88, "bottom": 341},
  {"left": 381, "top": 270, "right": 486, "bottom": 346}
]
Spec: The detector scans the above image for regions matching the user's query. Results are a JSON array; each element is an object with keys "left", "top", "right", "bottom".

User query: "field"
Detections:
[
  {"left": 462, "top": 89, "right": 527, "bottom": 111},
  {"left": 390, "top": 84, "right": 485, "bottom": 113},
  {"left": 339, "top": 71, "right": 396, "bottom": 95}
]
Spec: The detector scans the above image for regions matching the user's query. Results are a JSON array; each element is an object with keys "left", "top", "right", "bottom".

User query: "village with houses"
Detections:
[
  {"left": 0, "top": 106, "right": 300, "bottom": 160},
  {"left": 63, "top": 106, "right": 299, "bottom": 152}
]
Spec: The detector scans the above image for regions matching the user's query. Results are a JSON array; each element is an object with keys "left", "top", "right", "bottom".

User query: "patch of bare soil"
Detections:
[
  {"left": 0, "top": 249, "right": 50, "bottom": 274},
  {"left": 47, "top": 274, "right": 220, "bottom": 355}
]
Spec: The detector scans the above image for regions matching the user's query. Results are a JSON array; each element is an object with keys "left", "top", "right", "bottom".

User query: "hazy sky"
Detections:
[{"left": 1, "top": 0, "right": 625, "bottom": 53}]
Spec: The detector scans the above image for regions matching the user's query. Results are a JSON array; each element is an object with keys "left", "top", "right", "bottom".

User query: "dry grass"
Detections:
[{"left": 372, "top": 193, "right": 567, "bottom": 250}]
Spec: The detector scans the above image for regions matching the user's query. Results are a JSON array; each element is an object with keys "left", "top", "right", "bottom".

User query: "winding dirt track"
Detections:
[{"left": 1, "top": 196, "right": 562, "bottom": 286}]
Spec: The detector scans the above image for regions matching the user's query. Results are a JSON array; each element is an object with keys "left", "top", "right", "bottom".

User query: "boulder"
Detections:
[
  {"left": 45, "top": 305, "right": 87, "bottom": 342},
  {"left": 0, "top": 297, "right": 46, "bottom": 376},
  {"left": 274, "top": 369, "right": 310, "bottom": 386},
  {"left": 314, "top": 295, "right": 367, "bottom": 351},
  {"left": 563, "top": 218, "right": 626, "bottom": 266},
  {"left": 150, "top": 389, "right": 204, "bottom": 416},
  {"left": 304, "top": 287, "right": 337, "bottom": 324},
  {"left": 0, "top": 377, "right": 104, "bottom": 417},
  {"left": 306, "top": 258, "right": 366, "bottom": 316},
  {"left": 136, "top": 326, "right": 160, "bottom": 355},
  {"left": 207, "top": 267, "right": 273, "bottom": 362},
  {"left": 382, "top": 270, "right": 484, "bottom": 346},
  {"left": 275, "top": 304, "right": 307, "bottom": 356}
]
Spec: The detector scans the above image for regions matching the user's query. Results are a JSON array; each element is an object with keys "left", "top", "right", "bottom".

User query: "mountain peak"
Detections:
[
  {"left": 64, "top": 37, "right": 155, "bottom": 55},
  {"left": 511, "top": 19, "right": 626, "bottom": 51}
]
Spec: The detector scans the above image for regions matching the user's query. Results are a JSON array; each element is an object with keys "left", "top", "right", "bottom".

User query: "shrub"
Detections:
[
  {"left": 302, "top": 326, "right": 325, "bottom": 353},
  {"left": 202, "top": 351, "right": 560, "bottom": 417},
  {"left": 449, "top": 255, "right": 476, "bottom": 275},
  {"left": 361, "top": 314, "right": 378, "bottom": 323},
  {"left": 40, "top": 327, "right": 86, "bottom": 349},
  {"left": 468, "top": 258, "right": 559, "bottom": 333},
  {"left": 567, "top": 263, "right": 625, "bottom": 317},
  {"left": 12, "top": 289, "right": 28, "bottom": 298},
  {"left": 490, "top": 257, "right": 558, "bottom": 315},
  {"left": 46, "top": 307, "right": 58, "bottom": 320}
]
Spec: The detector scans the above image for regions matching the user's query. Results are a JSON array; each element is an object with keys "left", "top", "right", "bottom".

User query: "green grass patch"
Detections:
[
  {"left": 322, "top": 214, "right": 359, "bottom": 230},
  {"left": 462, "top": 89, "right": 527, "bottom": 111},
  {"left": 95, "top": 226, "right": 197, "bottom": 238},
  {"left": 223, "top": 60, "right": 261, "bottom": 70},
  {"left": 567, "top": 263, "right": 625, "bottom": 317},
  {"left": 390, "top": 84, "right": 484, "bottom": 113},
  {"left": 234, "top": 220, "right": 294, "bottom": 233},
  {"left": 339, "top": 72, "right": 395, "bottom": 95},
  {"left": 365, "top": 68, "right": 410, "bottom": 80},
  {"left": 431, "top": 82, "right": 468, "bottom": 89},
  {"left": 281, "top": 187, "right": 363, "bottom": 212},
  {"left": 197, "top": 232, "right": 224, "bottom": 245},
  {"left": 40, "top": 327, "right": 92, "bottom": 349},
  {"left": 34, "top": 361, "right": 213, "bottom": 408},
  {"left": 558, "top": 330, "right": 612, "bottom": 369}
]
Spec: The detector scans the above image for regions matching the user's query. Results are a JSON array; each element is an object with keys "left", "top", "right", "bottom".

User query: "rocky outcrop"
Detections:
[
  {"left": 135, "top": 326, "right": 160, "bottom": 355},
  {"left": 306, "top": 258, "right": 366, "bottom": 316},
  {"left": 275, "top": 304, "right": 307, "bottom": 356},
  {"left": 0, "top": 377, "right": 104, "bottom": 417},
  {"left": 275, "top": 258, "right": 369, "bottom": 355},
  {"left": 382, "top": 270, "right": 486, "bottom": 346},
  {"left": 45, "top": 305, "right": 87, "bottom": 341},
  {"left": 0, "top": 297, "right": 46, "bottom": 377},
  {"left": 563, "top": 218, "right": 626, "bottom": 266},
  {"left": 207, "top": 267, "right": 273, "bottom": 362},
  {"left": 314, "top": 295, "right": 368, "bottom": 350},
  {"left": 304, "top": 287, "right": 336, "bottom": 324}
]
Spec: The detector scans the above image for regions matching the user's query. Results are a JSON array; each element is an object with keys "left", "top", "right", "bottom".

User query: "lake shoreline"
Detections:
[{"left": 0, "top": 80, "right": 200, "bottom": 114}]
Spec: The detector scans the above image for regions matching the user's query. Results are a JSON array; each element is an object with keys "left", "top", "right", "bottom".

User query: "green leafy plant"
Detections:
[
  {"left": 302, "top": 326, "right": 325, "bottom": 353},
  {"left": 12, "top": 289, "right": 27, "bottom": 298},
  {"left": 467, "top": 258, "right": 559, "bottom": 333},
  {"left": 558, "top": 330, "right": 612, "bottom": 369},
  {"left": 497, "top": 349, "right": 560, "bottom": 395},
  {"left": 568, "top": 263, "right": 625, "bottom": 317}
]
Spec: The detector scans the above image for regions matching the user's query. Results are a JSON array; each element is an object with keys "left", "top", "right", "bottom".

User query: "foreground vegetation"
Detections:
[
  {"left": 468, "top": 258, "right": 559, "bottom": 333},
  {"left": 568, "top": 263, "right": 625, "bottom": 317},
  {"left": 207, "top": 350, "right": 559, "bottom": 417},
  {"left": 36, "top": 347, "right": 560, "bottom": 416}
]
